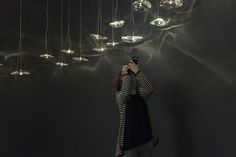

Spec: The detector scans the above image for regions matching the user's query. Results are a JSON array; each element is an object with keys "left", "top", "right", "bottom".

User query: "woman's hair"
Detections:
[
  {"left": 112, "top": 71, "right": 123, "bottom": 99},
  {"left": 112, "top": 70, "right": 134, "bottom": 102}
]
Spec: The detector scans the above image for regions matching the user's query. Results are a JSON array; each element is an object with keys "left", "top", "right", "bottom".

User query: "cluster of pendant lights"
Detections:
[
  {"left": 6, "top": 0, "right": 183, "bottom": 77},
  {"left": 90, "top": 0, "right": 183, "bottom": 52}
]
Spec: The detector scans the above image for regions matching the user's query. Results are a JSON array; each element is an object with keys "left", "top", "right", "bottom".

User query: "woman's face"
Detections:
[{"left": 121, "top": 65, "right": 129, "bottom": 76}]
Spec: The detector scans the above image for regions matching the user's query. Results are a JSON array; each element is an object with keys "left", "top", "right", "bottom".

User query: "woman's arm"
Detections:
[
  {"left": 115, "top": 75, "right": 132, "bottom": 110},
  {"left": 135, "top": 71, "right": 153, "bottom": 100}
]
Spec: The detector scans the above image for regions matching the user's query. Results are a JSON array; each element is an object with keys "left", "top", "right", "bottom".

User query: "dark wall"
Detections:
[{"left": 0, "top": 0, "right": 236, "bottom": 157}]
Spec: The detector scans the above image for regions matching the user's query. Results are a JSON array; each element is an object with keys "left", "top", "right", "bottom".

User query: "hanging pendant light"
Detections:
[
  {"left": 62, "top": 0, "right": 75, "bottom": 54},
  {"left": 10, "top": 0, "right": 30, "bottom": 77},
  {"left": 106, "top": 0, "right": 121, "bottom": 46},
  {"left": 56, "top": 0, "right": 68, "bottom": 66},
  {"left": 73, "top": 0, "right": 88, "bottom": 62},
  {"left": 132, "top": 0, "right": 152, "bottom": 12},
  {"left": 121, "top": 0, "right": 143, "bottom": 43},
  {"left": 40, "top": 0, "right": 54, "bottom": 59},
  {"left": 92, "top": 0, "right": 108, "bottom": 52},
  {"left": 160, "top": 0, "right": 183, "bottom": 9},
  {"left": 109, "top": 0, "right": 125, "bottom": 28}
]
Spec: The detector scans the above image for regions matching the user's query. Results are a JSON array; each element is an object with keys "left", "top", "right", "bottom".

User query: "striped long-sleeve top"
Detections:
[{"left": 114, "top": 71, "right": 159, "bottom": 157}]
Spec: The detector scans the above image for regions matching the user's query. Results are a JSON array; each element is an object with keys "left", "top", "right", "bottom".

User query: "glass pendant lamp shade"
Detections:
[
  {"left": 106, "top": 41, "right": 119, "bottom": 46},
  {"left": 160, "top": 0, "right": 183, "bottom": 9},
  {"left": 121, "top": 35, "right": 143, "bottom": 43},
  {"left": 72, "top": 56, "right": 89, "bottom": 62},
  {"left": 150, "top": 17, "right": 170, "bottom": 27},
  {"left": 61, "top": 49, "right": 75, "bottom": 54},
  {"left": 11, "top": 69, "right": 30, "bottom": 76},
  {"left": 55, "top": 62, "right": 68, "bottom": 67},
  {"left": 90, "top": 34, "right": 108, "bottom": 41},
  {"left": 92, "top": 47, "right": 108, "bottom": 52},
  {"left": 109, "top": 20, "right": 125, "bottom": 28},
  {"left": 132, "top": 0, "right": 152, "bottom": 12},
  {"left": 40, "top": 53, "right": 54, "bottom": 59}
]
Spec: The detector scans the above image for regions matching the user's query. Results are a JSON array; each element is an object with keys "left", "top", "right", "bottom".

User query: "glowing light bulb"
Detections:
[
  {"left": 150, "top": 18, "right": 170, "bottom": 27},
  {"left": 106, "top": 41, "right": 119, "bottom": 47},
  {"left": 55, "top": 62, "right": 68, "bottom": 67},
  {"left": 121, "top": 35, "right": 143, "bottom": 43},
  {"left": 61, "top": 49, "right": 75, "bottom": 54},
  {"left": 109, "top": 20, "right": 125, "bottom": 28},
  {"left": 10, "top": 69, "right": 30, "bottom": 76},
  {"left": 160, "top": 0, "right": 183, "bottom": 9},
  {"left": 132, "top": 0, "right": 152, "bottom": 12},
  {"left": 72, "top": 56, "right": 89, "bottom": 62},
  {"left": 93, "top": 47, "right": 108, "bottom": 53},
  {"left": 40, "top": 53, "right": 54, "bottom": 59},
  {"left": 90, "top": 34, "right": 108, "bottom": 41}
]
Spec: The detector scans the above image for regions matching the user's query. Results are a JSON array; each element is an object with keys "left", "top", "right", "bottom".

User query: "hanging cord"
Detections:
[
  {"left": 44, "top": 0, "right": 49, "bottom": 53},
  {"left": 66, "top": 0, "right": 72, "bottom": 49},
  {"left": 17, "top": 0, "right": 23, "bottom": 70},
  {"left": 79, "top": 0, "right": 83, "bottom": 57},
  {"left": 99, "top": 0, "right": 103, "bottom": 47},
  {"left": 60, "top": 0, "right": 64, "bottom": 50},
  {"left": 59, "top": 0, "right": 64, "bottom": 62},
  {"left": 111, "top": 0, "right": 114, "bottom": 22},
  {"left": 156, "top": 0, "right": 160, "bottom": 17},
  {"left": 130, "top": 0, "right": 135, "bottom": 36},
  {"left": 114, "top": 0, "right": 118, "bottom": 21}
]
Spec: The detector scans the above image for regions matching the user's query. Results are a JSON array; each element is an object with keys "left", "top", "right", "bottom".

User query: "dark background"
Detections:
[{"left": 0, "top": 0, "right": 236, "bottom": 157}]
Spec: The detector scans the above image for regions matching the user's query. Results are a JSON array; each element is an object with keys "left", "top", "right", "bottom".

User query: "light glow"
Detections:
[
  {"left": 10, "top": 69, "right": 30, "bottom": 76},
  {"left": 150, "top": 18, "right": 170, "bottom": 27},
  {"left": 132, "top": 0, "right": 152, "bottom": 12},
  {"left": 61, "top": 49, "right": 75, "bottom": 54},
  {"left": 160, "top": 0, "right": 183, "bottom": 9},
  {"left": 109, "top": 20, "right": 125, "bottom": 28},
  {"left": 40, "top": 53, "right": 54, "bottom": 59},
  {"left": 72, "top": 56, "right": 89, "bottom": 62},
  {"left": 92, "top": 47, "right": 108, "bottom": 52},
  {"left": 55, "top": 62, "right": 68, "bottom": 67},
  {"left": 121, "top": 35, "right": 143, "bottom": 43},
  {"left": 90, "top": 34, "right": 108, "bottom": 41}
]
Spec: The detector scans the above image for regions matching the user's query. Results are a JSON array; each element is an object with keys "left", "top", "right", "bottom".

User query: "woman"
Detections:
[{"left": 113, "top": 57, "right": 158, "bottom": 157}]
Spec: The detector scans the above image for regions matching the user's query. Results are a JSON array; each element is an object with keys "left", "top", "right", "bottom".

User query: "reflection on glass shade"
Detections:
[
  {"left": 121, "top": 35, "right": 143, "bottom": 43},
  {"left": 109, "top": 20, "right": 125, "bottom": 28},
  {"left": 90, "top": 34, "right": 108, "bottom": 41},
  {"left": 61, "top": 49, "right": 75, "bottom": 54},
  {"left": 92, "top": 47, "right": 108, "bottom": 53},
  {"left": 72, "top": 56, "right": 89, "bottom": 62},
  {"left": 132, "top": 0, "right": 152, "bottom": 12},
  {"left": 40, "top": 53, "right": 54, "bottom": 59},
  {"left": 56, "top": 62, "right": 68, "bottom": 67},
  {"left": 106, "top": 42, "right": 119, "bottom": 46},
  {"left": 160, "top": 0, "right": 183, "bottom": 9},
  {"left": 0, "top": 63, "right": 3, "bottom": 66},
  {"left": 150, "top": 18, "right": 170, "bottom": 27},
  {"left": 10, "top": 69, "right": 30, "bottom": 76}
]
